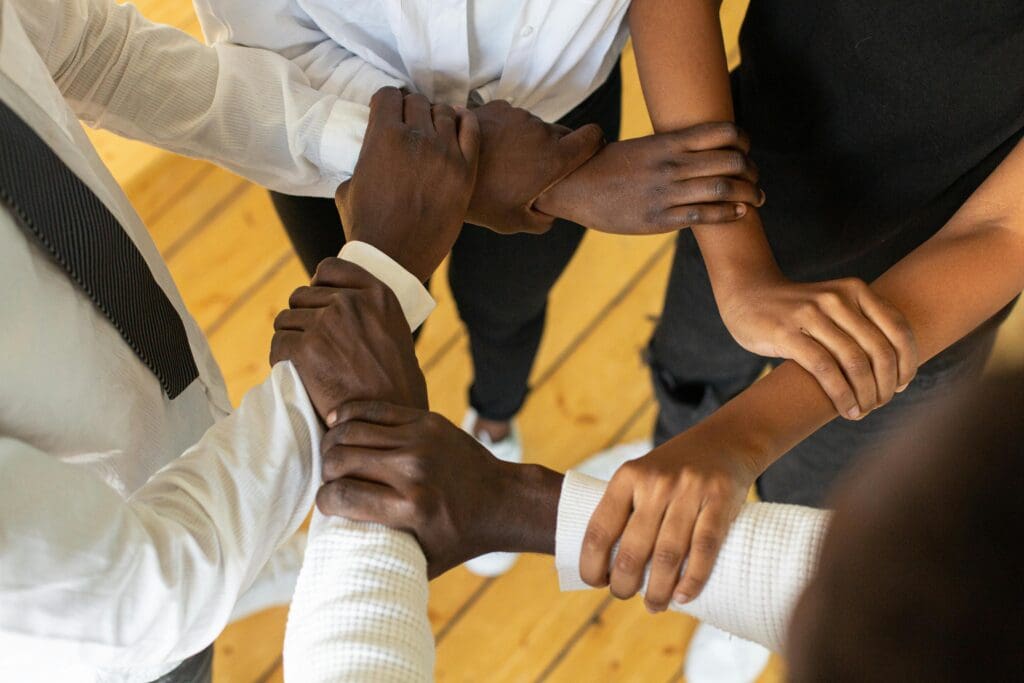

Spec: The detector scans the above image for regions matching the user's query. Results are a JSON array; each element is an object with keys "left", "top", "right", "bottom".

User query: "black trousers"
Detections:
[
  {"left": 271, "top": 65, "right": 622, "bottom": 421},
  {"left": 152, "top": 646, "right": 213, "bottom": 683},
  {"left": 647, "top": 230, "right": 1012, "bottom": 506}
]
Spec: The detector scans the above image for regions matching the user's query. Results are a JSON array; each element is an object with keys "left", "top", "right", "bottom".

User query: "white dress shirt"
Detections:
[
  {"left": 193, "top": 0, "right": 632, "bottom": 180},
  {"left": 6, "top": 0, "right": 387, "bottom": 198},
  {"left": 0, "top": 1, "right": 434, "bottom": 680}
]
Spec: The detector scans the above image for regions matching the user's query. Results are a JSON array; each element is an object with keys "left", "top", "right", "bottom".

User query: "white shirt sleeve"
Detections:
[
  {"left": 282, "top": 242, "right": 436, "bottom": 682},
  {"left": 555, "top": 472, "right": 831, "bottom": 652},
  {"left": 11, "top": 0, "right": 373, "bottom": 195},
  {"left": 195, "top": 0, "right": 407, "bottom": 179},
  {"left": 0, "top": 361, "right": 321, "bottom": 674}
]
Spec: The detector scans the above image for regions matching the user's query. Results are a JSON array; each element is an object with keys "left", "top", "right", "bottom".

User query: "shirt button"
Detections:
[{"left": 520, "top": 25, "right": 534, "bottom": 37}]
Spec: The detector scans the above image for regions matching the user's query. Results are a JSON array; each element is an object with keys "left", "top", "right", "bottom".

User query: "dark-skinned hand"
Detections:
[
  {"left": 269, "top": 259, "right": 427, "bottom": 425},
  {"left": 316, "top": 401, "right": 563, "bottom": 578},
  {"left": 467, "top": 100, "right": 605, "bottom": 234},
  {"left": 534, "top": 121, "right": 764, "bottom": 234},
  {"left": 335, "top": 87, "right": 480, "bottom": 282}
]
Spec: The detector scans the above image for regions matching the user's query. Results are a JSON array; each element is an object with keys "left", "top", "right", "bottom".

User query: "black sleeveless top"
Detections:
[{"left": 733, "top": 0, "right": 1024, "bottom": 281}]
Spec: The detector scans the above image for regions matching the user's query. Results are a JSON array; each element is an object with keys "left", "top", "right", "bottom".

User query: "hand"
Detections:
[
  {"left": 467, "top": 100, "right": 605, "bottom": 234},
  {"left": 335, "top": 87, "right": 480, "bottom": 282},
  {"left": 269, "top": 259, "right": 427, "bottom": 424},
  {"left": 534, "top": 122, "right": 764, "bottom": 234},
  {"left": 718, "top": 274, "right": 918, "bottom": 419},
  {"left": 316, "top": 401, "right": 563, "bottom": 578},
  {"left": 580, "top": 426, "right": 758, "bottom": 611}
]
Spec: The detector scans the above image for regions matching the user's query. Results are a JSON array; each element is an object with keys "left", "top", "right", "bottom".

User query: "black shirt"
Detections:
[{"left": 733, "top": 0, "right": 1024, "bottom": 281}]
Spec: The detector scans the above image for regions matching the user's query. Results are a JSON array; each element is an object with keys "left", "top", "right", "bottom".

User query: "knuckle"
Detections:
[
  {"left": 653, "top": 547, "right": 683, "bottom": 568},
  {"left": 582, "top": 526, "right": 611, "bottom": 551},
  {"left": 692, "top": 533, "right": 721, "bottom": 556},
  {"left": 614, "top": 549, "right": 642, "bottom": 574},
  {"left": 711, "top": 178, "right": 732, "bottom": 199}
]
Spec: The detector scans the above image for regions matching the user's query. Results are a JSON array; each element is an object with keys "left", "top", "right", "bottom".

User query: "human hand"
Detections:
[
  {"left": 580, "top": 426, "right": 758, "bottom": 611},
  {"left": 534, "top": 122, "right": 763, "bottom": 234},
  {"left": 718, "top": 274, "right": 918, "bottom": 419},
  {"left": 316, "top": 401, "right": 563, "bottom": 578},
  {"left": 336, "top": 87, "right": 480, "bottom": 282},
  {"left": 467, "top": 100, "right": 604, "bottom": 234},
  {"left": 269, "top": 259, "right": 427, "bottom": 424}
]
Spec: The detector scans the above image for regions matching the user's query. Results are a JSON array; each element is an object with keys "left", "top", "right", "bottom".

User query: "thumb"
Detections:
[
  {"left": 556, "top": 123, "right": 605, "bottom": 172},
  {"left": 455, "top": 108, "right": 481, "bottom": 171}
]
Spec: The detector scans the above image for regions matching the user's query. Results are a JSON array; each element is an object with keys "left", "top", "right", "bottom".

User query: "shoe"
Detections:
[
  {"left": 229, "top": 531, "right": 307, "bottom": 622},
  {"left": 461, "top": 408, "right": 522, "bottom": 577},
  {"left": 683, "top": 623, "right": 771, "bottom": 683},
  {"left": 574, "top": 439, "right": 652, "bottom": 480}
]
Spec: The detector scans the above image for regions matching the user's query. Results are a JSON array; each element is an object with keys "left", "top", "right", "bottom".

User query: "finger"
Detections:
[
  {"left": 403, "top": 93, "right": 435, "bottom": 134},
  {"left": 268, "top": 330, "right": 300, "bottom": 366},
  {"left": 608, "top": 501, "right": 665, "bottom": 601},
  {"left": 311, "top": 258, "right": 379, "bottom": 289},
  {"left": 671, "top": 176, "right": 763, "bottom": 209},
  {"left": 273, "top": 307, "right": 318, "bottom": 331},
  {"left": 327, "top": 400, "right": 423, "bottom": 430},
  {"left": 825, "top": 300, "right": 901, "bottom": 408},
  {"left": 788, "top": 332, "right": 861, "bottom": 418},
  {"left": 676, "top": 149, "right": 760, "bottom": 184},
  {"left": 673, "top": 500, "right": 733, "bottom": 603},
  {"left": 671, "top": 122, "right": 751, "bottom": 154},
  {"left": 555, "top": 123, "right": 605, "bottom": 174},
  {"left": 654, "top": 203, "right": 749, "bottom": 232},
  {"left": 580, "top": 479, "right": 634, "bottom": 588},
  {"left": 432, "top": 104, "right": 457, "bottom": 140},
  {"left": 316, "top": 478, "right": 411, "bottom": 527},
  {"left": 803, "top": 315, "right": 878, "bottom": 416},
  {"left": 643, "top": 500, "right": 699, "bottom": 612},
  {"left": 322, "top": 445, "right": 405, "bottom": 484},
  {"left": 855, "top": 290, "right": 919, "bottom": 390},
  {"left": 368, "top": 86, "right": 404, "bottom": 129},
  {"left": 455, "top": 108, "right": 481, "bottom": 168},
  {"left": 288, "top": 285, "right": 342, "bottom": 310}
]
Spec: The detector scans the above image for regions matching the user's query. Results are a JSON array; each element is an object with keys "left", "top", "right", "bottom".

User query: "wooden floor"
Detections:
[{"left": 90, "top": 2, "right": 1024, "bottom": 681}]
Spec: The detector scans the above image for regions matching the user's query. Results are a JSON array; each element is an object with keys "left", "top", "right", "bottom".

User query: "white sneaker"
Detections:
[
  {"left": 461, "top": 408, "right": 522, "bottom": 577},
  {"left": 683, "top": 623, "right": 771, "bottom": 683},
  {"left": 229, "top": 531, "right": 307, "bottom": 622},
  {"left": 575, "top": 439, "right": 652, "bottom": 480}
]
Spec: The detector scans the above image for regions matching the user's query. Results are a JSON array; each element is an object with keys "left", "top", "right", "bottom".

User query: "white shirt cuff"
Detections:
[
  {"left": 555, "top": 471, "right": 609, "bottom": 591},
  {"left": 317, "top": 100, "right": 372, "bottom": 181},
  {"left": 338, "top": 242, "right": 436, "bottom": 331}
]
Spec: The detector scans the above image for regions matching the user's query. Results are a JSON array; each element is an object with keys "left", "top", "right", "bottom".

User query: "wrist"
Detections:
[
  {"left": 534, "top": 168, "right": 584, "bottom": 223},
  {"left": 487, "top": 463, "right": 564, "bottom": 555}
]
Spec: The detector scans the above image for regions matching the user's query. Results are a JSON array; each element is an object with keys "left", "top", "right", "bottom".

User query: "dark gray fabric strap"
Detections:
[{"left": 0, "top": 98, "right": 198, "bottom": 398}]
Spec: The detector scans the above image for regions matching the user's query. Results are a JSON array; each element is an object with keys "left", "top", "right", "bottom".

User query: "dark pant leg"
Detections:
[
  {"left": 756, "top": 309, "right": 1008, "bottom": 506},
  {"left": 448, "top": 63, "right": 624, "bottom": 421},
  {"left": 151, "top": 646, "right": 213, "bottom": 683},
  {"left": 647, "top": 230, "right": 767, "bottom": 445},
  {"left": 268, "top": 192, "right": 346, "bottom": 277}
]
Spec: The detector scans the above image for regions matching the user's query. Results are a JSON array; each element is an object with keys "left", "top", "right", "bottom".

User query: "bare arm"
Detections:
[{"left": 583, "top": 134, "right": 1024, "bottom": 612}]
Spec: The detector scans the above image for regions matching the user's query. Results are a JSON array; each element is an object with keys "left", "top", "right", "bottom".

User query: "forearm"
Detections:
[
  {"left": 0, "top": 362, "right": 320, "bottom": 670},
  {"left": 628, "top": 0, "right": 780, "bottom": 286},
  {"left": 555, "top": 472, "right": 831, "bottom": 651},
  {"left": 703, "top": 139, "right": 1024, "bottom": 473},
  {"left": 19, "top": 0, "right": 369, "bottom": 195},
  {"left": 283, "top": 511, "right": 434, "bottom": 682}
]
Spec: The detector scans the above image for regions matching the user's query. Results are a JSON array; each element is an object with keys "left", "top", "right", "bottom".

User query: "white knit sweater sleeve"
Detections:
[
  {"left": 283, "top": 242, "right": 436, "bottom": 681},
  {"left": 555, "top": 471, "right": 831, "bottom": 652},
  {"left": 283, "top": 512, "right": 434, "bottom": 682}
]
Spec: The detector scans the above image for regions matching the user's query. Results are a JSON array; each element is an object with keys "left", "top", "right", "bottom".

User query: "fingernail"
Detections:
[
  {"left": 734, "top": 203, "right": 746, "bottom": 217},
  {"left": 645, "top": 603, "right": 658, "bottom": 614},
  {"left": 847, "top": 406, "right": 861, "bottom": 419},
  {"left": 326, "top": 410, "right": 338, "bottom": 427},
  {"left": 673, "top": 592, "right": 690, "bottom": 604},
  {"left": 896, "top": 383, "right": 909, "bottom": 393}
]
